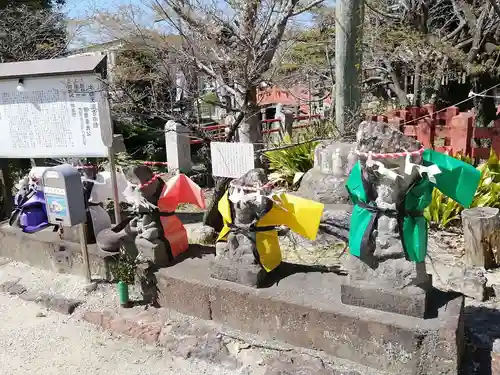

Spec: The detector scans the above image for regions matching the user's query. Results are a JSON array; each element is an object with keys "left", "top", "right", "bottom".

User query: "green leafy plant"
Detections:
[
  {"left": 264, "top": 135, "right": 319, "bottom": 187},
  {"left": 424, "top": 188, "right": 463, "bottom": 228},
  {"left": 424, "top": 149, "right": 500, "bottom": 228},
  {"left": 110, "top": 249, "right": 137, "bottom": 285}
]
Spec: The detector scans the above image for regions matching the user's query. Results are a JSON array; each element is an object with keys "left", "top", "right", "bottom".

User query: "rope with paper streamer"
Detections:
[
  {"left": 404, "top": 153, "right": 442, "bottom": 183},
  {"left": 361, "top": 148, "right": 442, "bottom": 183},
  {"left": 228, "top": 180, "right": 291, "bottom": 213},
  {"left": 355, "top": 147, "right": 425, "bottom": 159}
]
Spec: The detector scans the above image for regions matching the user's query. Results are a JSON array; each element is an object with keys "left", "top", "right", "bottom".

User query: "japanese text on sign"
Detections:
[{"left": 0, "top": 74, "right": 111, "bottom": 158}]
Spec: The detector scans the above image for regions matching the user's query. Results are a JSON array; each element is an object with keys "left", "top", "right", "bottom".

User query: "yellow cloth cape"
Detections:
[{"left": 217, "top": 191, "right": 324, "bottom": 272}]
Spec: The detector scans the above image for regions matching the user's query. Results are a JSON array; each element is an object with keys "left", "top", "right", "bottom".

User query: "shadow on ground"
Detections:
[
  {"left": 170, "top": 244, "right": 215, "bottom": 265},
  {"left": 461, "top": 305, "right": 500, "bottom": 375},
  {"left": 176, "top": 212, "right": 205, "bottom": 224}
]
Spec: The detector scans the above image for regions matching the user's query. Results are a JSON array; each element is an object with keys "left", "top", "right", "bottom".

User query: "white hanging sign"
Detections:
[{"left": 211, "top": 142, "right": 255, "bottom": 178}]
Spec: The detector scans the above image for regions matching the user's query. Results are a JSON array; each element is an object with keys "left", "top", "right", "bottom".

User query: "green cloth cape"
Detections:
[{"left": 346, "top": 149, "right": 481, "bottom": 263}]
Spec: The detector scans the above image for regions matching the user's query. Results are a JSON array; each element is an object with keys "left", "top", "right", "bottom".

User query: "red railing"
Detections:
[
  {"left": 189, "top": 114, "right": 321, "bottom": 144},
  {"left": 367, "top": 104, "right": 500, "bottom": 159}
]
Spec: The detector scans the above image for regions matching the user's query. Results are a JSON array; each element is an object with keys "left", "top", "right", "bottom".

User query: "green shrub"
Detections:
[
  {"left": 264, "top": 135, "right": 319, "bottom": 187},
  {"left": 110, "top": 250, "right": 137, "bottom": 285},
  {"left": 424, "top": 149, "right": 500, "bottom": 228}
]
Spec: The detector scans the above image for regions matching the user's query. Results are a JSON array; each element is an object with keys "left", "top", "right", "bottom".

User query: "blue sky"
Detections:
[
  {"left": 64, "top": 0, "right": 331, "bottom": 47},
  {"left": 64, "top": 0, "right": 127, "bottom": 18}
]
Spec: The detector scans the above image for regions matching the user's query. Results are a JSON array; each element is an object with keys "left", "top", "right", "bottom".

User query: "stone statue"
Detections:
[
  {"left": 213, "top": 168, "right": 324, "bottom": 287},
  {"left": 341, "top": 121, "right": 431, "bottom": 317},
  {"left": 96, "top": 165, "right": 206, "bottom": 304},
  {"left": 297, "top": 141, "right": 356, "bottom": 204},
  {"left": 212, "top": 169, "right": 272, "bottom": 286},
  {"left": 331, "top": 148, "right": 344, "bottom": 178},
  {"left": 346, "top": 148, "right": 357, "bottom": 175},
  {"left": 342, "top": 121, "right": 481, "bottom": 317},
  {"left": 96, "top": 165, "right": 167, "bottom": 305}
]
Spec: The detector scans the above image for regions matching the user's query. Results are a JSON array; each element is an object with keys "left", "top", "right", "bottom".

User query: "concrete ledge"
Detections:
[
  {"left": 157, "top": 254, "right": 463, "bottom": 375},
  {"left": 0, "top": 212, "right": 208, "bottom": 280},
  {"left": 0, "top": 222, "right": 113, "bottom": 279},
  {"left": 341, "top": 282, "right": 428, "bottom": 318}
]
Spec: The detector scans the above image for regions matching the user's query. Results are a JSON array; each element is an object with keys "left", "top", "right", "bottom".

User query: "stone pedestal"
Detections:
[
  {"left": 156, "top": 255, "right": 465, "bottom": 375},
  {"left": 135, "top": 237, "right": 170, "bottom": 267},
  {"left": 210, "top": 258, "right": 266, "bottom": 287},
  {"left": 211, "top": 241, "right": 266, "bottom": 287},
  {"left": 341, "top": 254, "right": 432, "bottom": 317},
  {"left": 341, "top": 278, "right": 432, "bottom": 318}
]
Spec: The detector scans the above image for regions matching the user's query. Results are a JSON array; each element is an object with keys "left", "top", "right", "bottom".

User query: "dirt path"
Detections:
[
  {"left": 0, "top": 292, "right": 245, "bottom": 375},
  {"left": 0, "top": 259, "right": 382, "bottom": 375}
]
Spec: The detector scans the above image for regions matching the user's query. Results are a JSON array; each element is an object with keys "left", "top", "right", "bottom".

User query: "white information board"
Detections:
[
  {"left": 0, "top": 73, "right": 111, "bottom": 158},
  {"left": 211, "top": 142, "right": 255, "bottom": 178}
]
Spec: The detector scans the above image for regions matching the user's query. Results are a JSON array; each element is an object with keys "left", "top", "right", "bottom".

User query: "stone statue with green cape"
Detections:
[{"left": 341, "top": 121, "right": 481, "bottom": 317}]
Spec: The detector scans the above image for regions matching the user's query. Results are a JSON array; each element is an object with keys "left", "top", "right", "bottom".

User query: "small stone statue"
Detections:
[
  {"left": 211, "top": 169, "right": 272, "bottom": 286},
  {"left": 96, "top": 165, "right": 205, "bottom": 305},
  {"left": 320, "top": 148, "right": 331, "bottom": 174},
  {"left": 331, "top": 148, "right": 344, "bottom": 178},
  {"left": 297, "top": 141, "right": 355, "bottom": 204},
  {"left": 314, "top": 146, "right": 321, "bottom": 170},
  {"left": 212, "top": 168, "right": 324, "bottom": 287}
]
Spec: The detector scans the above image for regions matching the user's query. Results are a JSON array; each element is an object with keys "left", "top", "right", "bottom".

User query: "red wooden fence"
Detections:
[
  {"left": 190, "top": 114, "right": 321, "bottom": 145},
  {"left": 367, "top": 104, "right": 500, "bottom": 159}
]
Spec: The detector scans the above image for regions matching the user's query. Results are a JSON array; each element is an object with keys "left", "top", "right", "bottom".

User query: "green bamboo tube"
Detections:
[{"left": 117, "top": 281, "right": 129, "bottom": 308}]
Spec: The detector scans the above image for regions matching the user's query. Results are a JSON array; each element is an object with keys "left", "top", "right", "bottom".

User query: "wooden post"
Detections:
[
  {"left": 335, "top": 0, "right": 365, "bottom": 133},
  {"left": 450, "top": 113, "right": 473, "bottom": 155},
  {"left": 0, "top": 159, "right": 13, "bottom": 221},
  {"left": 416, "top": 117, "right": 434, "bottom": 149},
  {"left": 491, "top": 119, "right": 500, "bottom": 158},
  {"left": 78, "top": 222, "right": 92, "bottom": 283},
  {"left": 462, "top": 207, "right": 500, "bottom": 269}
]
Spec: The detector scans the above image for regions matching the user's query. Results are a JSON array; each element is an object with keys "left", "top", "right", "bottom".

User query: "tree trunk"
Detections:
[
  {"left": 404, "top": 71, "right": 408, "bottom": 95},
  {"left": 385, "top": 63, "right": 408, "bottom": 105},
  {"left": 335, "top": 0, "right": 364, "bottom": 134},
  {"left": 238, "top": 87, "right": 263, "bottom": 145},
  {"left": 413, "top": 60, "right": 423, "bottom": 106},
  {"left": 389, "top": 83, "right": 408, "bottom": 105},
  {"left": 462, "top": 207, "right": 500, "bottom": 269},
  {"left": 429, "top": 57, "right": 448, "bottom": 105},
  {"left": 472, "top": 74, "right": 497, "bottom": 128}
]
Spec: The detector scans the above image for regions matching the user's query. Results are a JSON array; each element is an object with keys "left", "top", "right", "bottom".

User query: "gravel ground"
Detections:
[
  {"left": 0, "top": 259, "right": 384, "bottom": 375},
  {"left": 0, "top": 260, "right": 246, "bottom": 375},
  {"left": 0, "top": 292, "right": 244, "bottom": 375}
]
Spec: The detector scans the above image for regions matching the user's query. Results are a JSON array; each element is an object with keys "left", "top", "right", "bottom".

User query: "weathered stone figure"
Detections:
[
  {"left": 96, "top": 165, "right": 205, "bottom": 304},
  {"left": 97, "top": 165, "right": 168, "bottom": 305},
  {"left": 342, "top": 122, "right": 430, "bottom": 317},
  {"left": 211, "top": 169, "right": 272, "bottom": 286},
  {"left": 342, "top": 121, "right": 480, "bottom": 317},
  {"left": 213, "top": 168, "right": 324, "bottom": 287}
]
